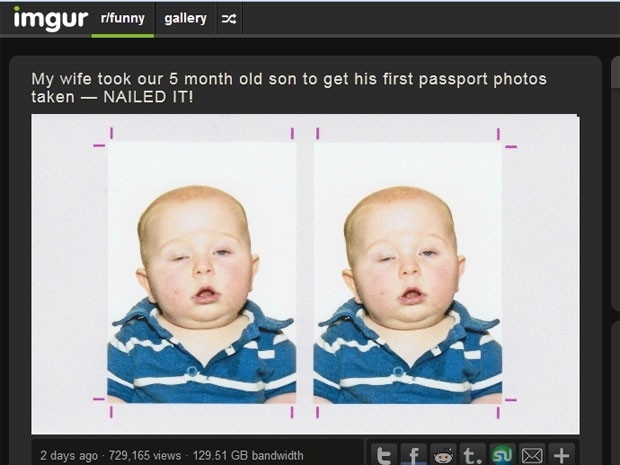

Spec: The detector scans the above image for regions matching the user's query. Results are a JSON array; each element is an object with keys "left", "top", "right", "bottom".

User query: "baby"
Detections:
[
  {"left": 314, "top": 186, "right": 502, "bottom": 404},
  {"left": 108, "top": 185, "right": 296, "bottom": 403}
]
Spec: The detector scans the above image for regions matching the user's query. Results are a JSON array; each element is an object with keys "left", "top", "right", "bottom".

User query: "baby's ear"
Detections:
[
  {"left": 136, "top": 268, "right": 157, "bottom": 303},
  {"left": 248, "top": 255, "right": 260, "bottom": 291},
  {"left": 342, "top": 269, "right": 363, "bottom": 304},
  {"left": 456, "top": 255, "right": 466, "bottom": 291},
  {"left": 251, "top": 254, "right": 260, "bottom": 278},
  {"left": 457, "top": 255, "right": 466, "bottom": 278}
]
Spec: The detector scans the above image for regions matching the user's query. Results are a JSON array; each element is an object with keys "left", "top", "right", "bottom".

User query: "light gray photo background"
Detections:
[
  {"left": 107, "top": 142, "right": 297, "bottom": 340},
  {"left": 313, "top": 142, "right": 502, "bottom": 344},
  {"left": 31, "top": 114, "right": 579, "bottom": 435}
]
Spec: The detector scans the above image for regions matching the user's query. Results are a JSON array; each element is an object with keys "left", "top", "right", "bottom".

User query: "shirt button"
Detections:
[
  {"left": 186, "top": 366, "right": 198, "bottom": 377},
  {"left": 392, "top": 366, "right": 405, "bottom": 377}
]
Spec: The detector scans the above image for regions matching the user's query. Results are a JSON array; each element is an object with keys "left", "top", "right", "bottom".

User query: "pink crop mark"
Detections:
[
  {"left": 495, "top": 397, "right": 517, "bottom": 420},
  {"left": 93, "top": 126, "right": 114, "bottom": 148},
  {"left": 496, "top": 127, "right": 518, "bottom": 149},
  {"left": 93, "top": 395, "right": 113, "bottom": 419}
]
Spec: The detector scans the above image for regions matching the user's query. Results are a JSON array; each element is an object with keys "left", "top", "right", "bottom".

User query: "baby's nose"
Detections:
[
  {"left": 193, "top": 258, "right": 213, "bottom": 275},
  {"left": 400, "top": 259, "right": 420, "bottom": 275}
]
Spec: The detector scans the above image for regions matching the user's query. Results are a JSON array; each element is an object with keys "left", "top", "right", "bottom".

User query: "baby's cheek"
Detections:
[
  {"left": 226, "top": 264, "right": 255, "bottom": 287},
  {"left": 433, "top": 267, "right": 460, "bottom": 290},
  {"left": 365, "top": 273, "right": 389, "bottom": 295},
  {"left": 158, "top": 272, "right": 184, "bottom": 294}
]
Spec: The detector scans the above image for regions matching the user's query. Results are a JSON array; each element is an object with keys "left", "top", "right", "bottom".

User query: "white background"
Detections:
[
  {"left": 31, "top": 114, "right": 579, "bottom": 435},
  {"left": 107, "top": 142, "right": 297, "bottom": 339},
  {"left": 313, "top": 142, "right": 502, "bottom": 343}
]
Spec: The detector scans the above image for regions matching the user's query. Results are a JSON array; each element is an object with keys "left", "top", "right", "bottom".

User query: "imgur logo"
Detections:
[{"left": 12, "top": 5, "right": 89, "bottom": 33}]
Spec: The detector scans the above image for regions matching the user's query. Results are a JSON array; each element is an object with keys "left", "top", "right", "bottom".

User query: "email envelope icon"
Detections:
[{"left": 521, "top": 447, "right": 543, "bottom": 464}]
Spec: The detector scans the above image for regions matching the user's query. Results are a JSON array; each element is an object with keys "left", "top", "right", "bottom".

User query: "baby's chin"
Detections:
[
  {"left": 366, "top": 310, "right": 447, "bottom": 331},
  {"left": 159, "top": 312, "right": 242, "bottom": 330}
]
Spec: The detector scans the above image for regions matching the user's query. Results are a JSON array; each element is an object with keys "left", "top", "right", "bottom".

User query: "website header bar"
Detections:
[{"left": 1, "top": 2, "right": 619, "bottom": 37}]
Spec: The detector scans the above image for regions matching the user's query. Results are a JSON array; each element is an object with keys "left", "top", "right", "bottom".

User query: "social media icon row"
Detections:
[{"left": 370, "top": 442, "right": 575, "bottom": 465}]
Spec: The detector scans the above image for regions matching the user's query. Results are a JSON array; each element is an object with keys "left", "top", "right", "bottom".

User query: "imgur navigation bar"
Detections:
[{"left": 1, "top": 2, "right": 619, "bottom": 37}]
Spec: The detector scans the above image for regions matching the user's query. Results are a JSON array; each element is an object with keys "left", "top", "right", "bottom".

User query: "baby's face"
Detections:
[
  {"left": 137, "top": 197, "right": 258, "bottom": 330},
  {"left": 344, "top": 198, "right": 465, "bottom": 330}
]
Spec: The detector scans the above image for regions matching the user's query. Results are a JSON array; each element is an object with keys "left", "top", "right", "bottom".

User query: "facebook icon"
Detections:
[{"left": 400, "top": 443, "right": 428, "bottom": 465}]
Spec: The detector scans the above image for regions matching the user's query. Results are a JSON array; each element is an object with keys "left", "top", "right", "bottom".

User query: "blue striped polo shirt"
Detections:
[
  {"left": 314, "top": 299, "right": 501, "bottom": 404},
  {"left": 108, "top": 298, "right": 296, "bottom": 403}
]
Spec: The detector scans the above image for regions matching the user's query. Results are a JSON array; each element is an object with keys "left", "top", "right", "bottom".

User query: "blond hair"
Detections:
[
  {"left": 344, "top": 186, "right": 456, "bottom": 266},
  {"left": 137, "top": 185, "right": 249, "bottom": 265}
]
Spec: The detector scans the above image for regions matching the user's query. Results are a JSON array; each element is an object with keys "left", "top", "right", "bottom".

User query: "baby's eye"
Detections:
[
  {"left": 172, "top": 255, "right": 189, "bottom": 261},
  {"left": 420, "top": 250, "right": 436, "bottom": 257},
  {"left": 214, "top": 249, "right": 231, "bottom": 256},
  {"left": 378, "top": 256, "right": 395, "bottom": 262}
]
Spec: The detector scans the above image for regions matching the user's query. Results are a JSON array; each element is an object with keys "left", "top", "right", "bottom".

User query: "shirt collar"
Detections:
[
  {"left": 112, "top": 297, "right": 157, "bottom": 326},
  {"left": 319, "top": 298, "right": 365, "bottom": 327},
  {"left": 447, "top": 300, "right": 500, "bottom": 331},
  {"left": 242, "top": 299, "right": 294, "bottom": 330}
]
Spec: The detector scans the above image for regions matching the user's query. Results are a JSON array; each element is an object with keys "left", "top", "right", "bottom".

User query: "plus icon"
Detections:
[
  {"left": 549, "top": 444, "right": 575, "bottom": 465},
  {"left": 553, "top": 448, "right": 570, "bottom": 464}
]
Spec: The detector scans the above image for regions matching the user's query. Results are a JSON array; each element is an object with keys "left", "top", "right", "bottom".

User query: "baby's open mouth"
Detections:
[
  {"left": 193, "top": 286, "right": 219, "bottom": 304},
  {"left": 399, "top": 287, "right": 425, "bottom": 305}
]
